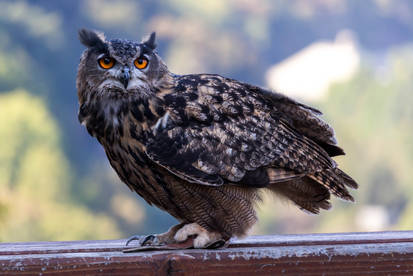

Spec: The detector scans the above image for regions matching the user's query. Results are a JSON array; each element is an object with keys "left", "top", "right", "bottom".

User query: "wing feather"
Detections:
[{"left": 145, "top": 74, "right": 338, "bottom": 187}]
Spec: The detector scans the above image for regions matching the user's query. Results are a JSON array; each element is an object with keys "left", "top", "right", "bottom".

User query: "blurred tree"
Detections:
[
  {"left": 0, "top": 90, "right": 121, "bottom": 241},
  {"left": 316, "top": 46, "right": 413, "bottom": 232}
]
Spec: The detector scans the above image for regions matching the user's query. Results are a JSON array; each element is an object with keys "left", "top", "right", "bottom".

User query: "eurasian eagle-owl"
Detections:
[{"left": 76, "top": 29, "right": 357, "bottom": 249}]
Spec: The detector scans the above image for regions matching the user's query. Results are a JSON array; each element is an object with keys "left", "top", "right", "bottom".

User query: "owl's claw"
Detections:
[
  {"left": 125, "top": 234, "right": 160, "bottom": 247},
  {"left": 205, "top": 239, "right": 228, "bottom": 249},
  {"left": 141, "top": 234, "right": 157, "bottom": 245},
  {"left": 125, "top": 235, "right": 141, "bottom": 246}
]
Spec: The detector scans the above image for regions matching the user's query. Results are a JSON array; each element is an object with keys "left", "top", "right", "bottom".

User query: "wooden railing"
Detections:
[{"left": 1, "top": 231, "right": 413, "bottom": 275}]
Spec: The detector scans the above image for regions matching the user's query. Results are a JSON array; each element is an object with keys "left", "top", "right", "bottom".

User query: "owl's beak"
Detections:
[{"left": 120, "top": 67, "right": 130, "bottom": 88}]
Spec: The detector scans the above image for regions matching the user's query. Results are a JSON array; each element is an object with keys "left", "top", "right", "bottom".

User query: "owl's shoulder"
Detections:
[
  {"left": 172, "top": 73, "right": 263, "bottom": 99},
  {"left": 161, "top": 73, "right": 343, "bottom": 157},
  {"left": 165, "top": 73, "right": 271, "bottom": 120}
]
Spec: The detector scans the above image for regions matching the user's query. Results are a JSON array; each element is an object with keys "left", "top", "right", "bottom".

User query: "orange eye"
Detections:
[
  {"left": 134, "top": 57, "right": 148, "bottom": 69},
  {"left": 98, "top": 57, "right": 115, "bottom": 69}
]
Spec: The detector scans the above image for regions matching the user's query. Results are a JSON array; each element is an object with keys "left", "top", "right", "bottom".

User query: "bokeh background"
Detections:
[{"left": 1, "top": 0, "right": 413, "bottom": 242}]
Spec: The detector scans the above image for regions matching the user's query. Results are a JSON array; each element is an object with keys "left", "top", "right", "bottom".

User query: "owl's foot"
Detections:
[
  {"left": 174, "top": 223, "right": 226, "bottom": 249},
  {"left": 125, "top": 223, "right": 185, "bottom": 248},
  {"left": 123, "top": 223, "right": 228, "bottom": 252}
]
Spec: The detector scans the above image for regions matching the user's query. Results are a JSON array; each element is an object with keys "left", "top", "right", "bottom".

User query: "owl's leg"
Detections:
[{"left": 174, "top": 223, "right": 226, "bottom": 249}]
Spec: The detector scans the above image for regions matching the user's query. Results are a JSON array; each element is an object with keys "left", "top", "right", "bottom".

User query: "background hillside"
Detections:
[{"left": 1, "top": 0, "right": 413, "bottom": 241}]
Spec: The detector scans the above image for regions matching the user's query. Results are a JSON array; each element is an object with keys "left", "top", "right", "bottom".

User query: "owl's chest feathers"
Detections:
[
  {"left": 86, "top": 102, "right": 164, "bottom": 206},
  {"left": 80, "top": 92, "right": 167, "bottom": 141},
  {"left": 80, "top": 93, "right": 177, "bottom": 191}
]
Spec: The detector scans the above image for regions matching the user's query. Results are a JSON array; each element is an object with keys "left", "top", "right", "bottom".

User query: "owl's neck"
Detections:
[
  {"left": 79, "top": 96, "right": 122, "bottom": 138},
  {"left": 78, "top": 91, "right": 167, "bottom": 146}
]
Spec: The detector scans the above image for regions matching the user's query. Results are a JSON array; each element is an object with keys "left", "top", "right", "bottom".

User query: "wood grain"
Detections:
[{"left": 1, "top": 231, "right": 413, "bottom": 275}]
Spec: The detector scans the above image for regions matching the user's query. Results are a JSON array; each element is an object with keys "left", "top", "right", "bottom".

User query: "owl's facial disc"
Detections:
[{"left": 78, "top": 29, "right": 166, "bottom": 96}]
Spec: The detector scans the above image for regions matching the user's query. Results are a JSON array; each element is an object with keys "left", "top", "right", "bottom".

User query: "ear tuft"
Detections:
[
  {"left": 142, "top": 32, "right": 157, "bottom": 50},
  {"left": 78, "top": 28, "right": 107, "bottom": 51}
]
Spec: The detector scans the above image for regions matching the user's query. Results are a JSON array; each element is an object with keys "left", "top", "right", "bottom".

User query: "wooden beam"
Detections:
[{"left": 1, "top": 231, "right": 413, "bottom": 275}]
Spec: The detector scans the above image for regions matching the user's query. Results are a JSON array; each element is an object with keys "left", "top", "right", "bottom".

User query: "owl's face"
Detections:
[{"left": 77, "top": 29, "right": 169, "bottom": 103}]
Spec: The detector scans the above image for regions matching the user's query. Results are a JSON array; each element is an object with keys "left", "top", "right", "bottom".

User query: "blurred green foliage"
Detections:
[
  {"left": 1, "top": 0, "right": 413, "bottom": 241},
  {"left": 0, "top": 90, "right": 120, "bottom": 241}
]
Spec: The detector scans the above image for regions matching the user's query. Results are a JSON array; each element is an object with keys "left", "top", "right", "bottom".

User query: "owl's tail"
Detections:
[
  {"left": 268, "top": 177, "right": 332, "bottom": 214},
  {"left": 268, "top": 168, "right": 357, "bottom": 214},
  {"left": 309, "top": 168, "right": 358, "bottom": 201}
]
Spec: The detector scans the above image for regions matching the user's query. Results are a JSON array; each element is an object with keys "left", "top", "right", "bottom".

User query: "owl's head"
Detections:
[{"left": 76, "top": 29, "right": 170, "bottom": 104}]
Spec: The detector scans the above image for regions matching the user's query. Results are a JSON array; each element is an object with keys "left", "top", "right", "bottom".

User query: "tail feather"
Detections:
[
  {"left": 309, "top": 168, "right": 357, "bottom": 202},
  {"left": 268, "top": 177, "right": 332, "bottom": 214},
  {"left": 267, "top": 168, "right": 357, "bottom": 213},
  {"left": 335, "top": 168, "right": 358, "bottom": 189}
]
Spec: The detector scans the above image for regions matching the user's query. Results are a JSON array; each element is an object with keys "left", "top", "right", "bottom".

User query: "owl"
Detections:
[{"left": 76, "top": 29, "right": 357, "bottom": 250}]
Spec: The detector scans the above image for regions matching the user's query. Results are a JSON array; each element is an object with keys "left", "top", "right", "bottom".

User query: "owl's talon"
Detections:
[
  {"left": 205, "top": 239, "right": 228, "bottom": 249},
  {"left": 125, "top": 235, "right": 141, "bottom": 246},
  {"left": 141, "top": 234, "right": 157, "bottom": 246}
]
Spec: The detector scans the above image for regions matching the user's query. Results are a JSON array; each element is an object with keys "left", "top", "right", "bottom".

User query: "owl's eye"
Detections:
[
  {"left": 134, "top": 57, "right": 148, "bottom": 69},
  {"left": 98, "top": 57, "right": 115, "bottom": 69}
]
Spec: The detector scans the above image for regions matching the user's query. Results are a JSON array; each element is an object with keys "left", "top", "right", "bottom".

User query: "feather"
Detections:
[
  {"left": 268, "top": 177, "right": 332, "bottom": 214},
  {"left": 142, "top": 32, "right": 157, "bottom": 50}
]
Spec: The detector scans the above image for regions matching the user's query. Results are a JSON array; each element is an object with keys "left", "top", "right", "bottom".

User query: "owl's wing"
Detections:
[
  {"left": 258, "top": 88, "right": 345, "bottom": 156},
  {"left": 145, "top": 74, "right": 337, "bottom": 187}
]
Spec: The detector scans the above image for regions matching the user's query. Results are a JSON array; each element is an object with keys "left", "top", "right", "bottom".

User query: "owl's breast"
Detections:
[{"left": 101, "top": 134, "right": 162, "bottom": 205}]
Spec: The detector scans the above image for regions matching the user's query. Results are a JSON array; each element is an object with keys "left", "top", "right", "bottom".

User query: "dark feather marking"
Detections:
[
  {"left": 199, "top": 104, "right": 210, "bottom": 115},
  {"left": 119, "top": 165, "right": 131, "bottom": 180},
  {"left": 105, "top": 128, "right": 114, "bottom": 145},
  {"left": 131, "top": 106, "right": 143, "bottom": 122},
  {"left": 175, "top": 96, "right": 187, "bottom": 108},
  {"left": 117, "top": 122, "right": 124, "bottom": 136},
  {"left": 88, "top": 112, "right": 105, "bottom": 137},
  {"left": 129, "top": 123, "right": 141, "bottom": 140},
  {"left": 235, "top": 87, "right": 247, "bottom": 97},
  {"left": 244, "top": 102, "right": 254, "bottom": 112},
  {"left": 212, "top": 95, "right": 223, "bottom": 103},
  {"left": 164, "top": 94, "right": 187, "bottom": 109},
  {"left": 315, "top": 140, "right": 345, "bottom": 157},
  {"left": 128, "top": 146, "right": 145, "bottom": 167},
  {"left": 155, "top": 105, "right": 165, "bottom": 116},
  {"left": 240, "top": 168, "right": 269, "bottom": 187},
  {"left": 143, "top": 99, "right": 155, "bottom": 121},
  {"left": 106, "top": 149, "right": 118, "bottom": 162},
  {"left": 175, "top": 82, "right": 187, "bottom": 92},
  {"left": 119, "top": 102, "right": 129, "bottom": 116},
  {"left": 78, "top": 104, "right": 88, "bottom": 123},
  {"left": 188, "top": 92, "right": 199, "bottom": 101}
]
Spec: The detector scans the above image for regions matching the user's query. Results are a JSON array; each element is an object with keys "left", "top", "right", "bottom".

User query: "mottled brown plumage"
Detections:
[{"left": 76, "top": 29, "right": 358, "bottom": 249}]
